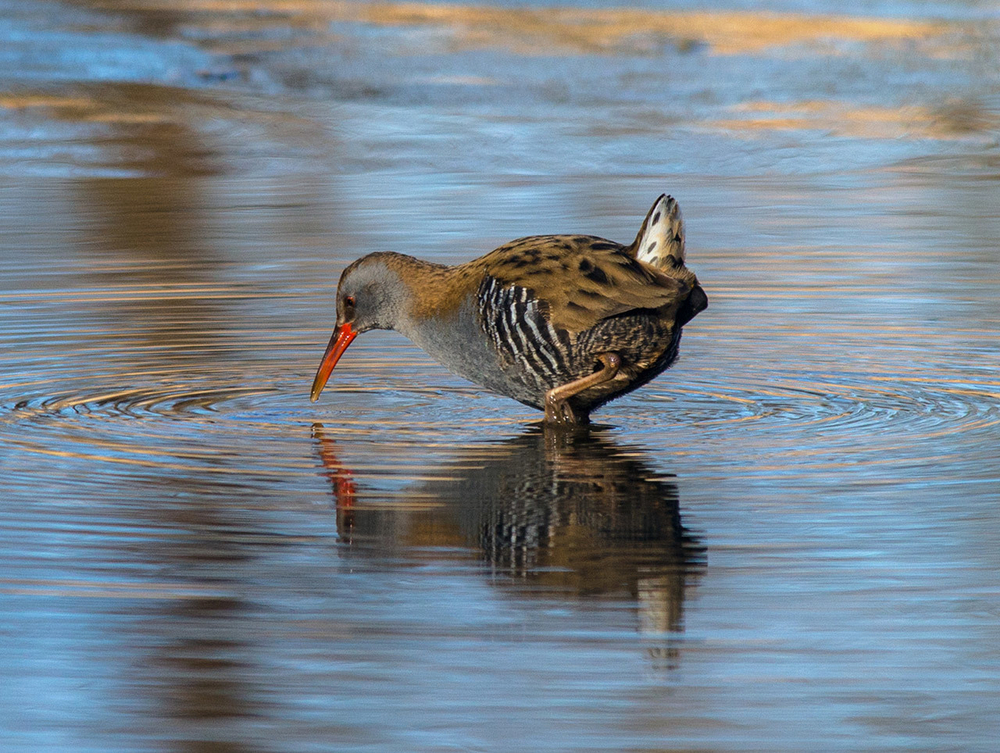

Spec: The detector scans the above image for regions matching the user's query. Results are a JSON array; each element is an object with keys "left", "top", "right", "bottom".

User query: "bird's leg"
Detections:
[{"left": 544, "top": 353, "right": 622, "bottom": 425}]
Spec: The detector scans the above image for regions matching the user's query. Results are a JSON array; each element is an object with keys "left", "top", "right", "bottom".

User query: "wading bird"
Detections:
[{"left": 311, "top": 195, "right": 707, "bottom": 425}]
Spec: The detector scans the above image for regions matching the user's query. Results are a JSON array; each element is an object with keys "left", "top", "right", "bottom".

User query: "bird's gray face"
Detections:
[
  {"left": 310, "top": 257, "right": 405, "bottom": 402},
  {"left": 334, "top": 261, "right": 403, "bottom": 334}
]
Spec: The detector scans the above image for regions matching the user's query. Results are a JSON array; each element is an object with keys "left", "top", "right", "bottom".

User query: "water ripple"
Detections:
[{"left": 2, "top": 336, "right": 997, "bottom": 490}]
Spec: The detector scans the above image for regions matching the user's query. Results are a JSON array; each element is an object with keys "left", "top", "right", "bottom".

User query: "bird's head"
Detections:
[{"left": 310, "top": 253, "right": 408, "bottom": 402}]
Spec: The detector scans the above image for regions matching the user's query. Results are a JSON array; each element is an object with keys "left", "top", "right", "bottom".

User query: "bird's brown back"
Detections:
[{"left": 469, "top": 234, "right": 693, "bottom": 333}]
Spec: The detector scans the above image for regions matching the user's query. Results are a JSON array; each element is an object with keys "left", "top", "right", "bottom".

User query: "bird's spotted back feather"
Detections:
[{"left": 474, "top": 234, "right": 687, "bottom": 333}]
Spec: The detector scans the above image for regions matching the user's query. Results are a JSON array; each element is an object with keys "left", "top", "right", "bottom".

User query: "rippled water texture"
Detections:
[{"left": 2, "top": 0, "right": 1000, "bottom": 750}]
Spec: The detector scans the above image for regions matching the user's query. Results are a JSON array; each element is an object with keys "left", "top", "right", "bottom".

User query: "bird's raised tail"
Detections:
[{"left": 628, "top": 194, "right": 685, "bottom": 270}]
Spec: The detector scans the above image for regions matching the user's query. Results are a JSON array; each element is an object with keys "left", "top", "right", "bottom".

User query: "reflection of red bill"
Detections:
[
  {"left": 312, "top": 424, "right": 357, "bottom": 508},
  {"left": 310, "top": 322, "right": 358, "bottom": 402},
  {"left": 312, "top": 423, "right": 357, "bottom": 542}
]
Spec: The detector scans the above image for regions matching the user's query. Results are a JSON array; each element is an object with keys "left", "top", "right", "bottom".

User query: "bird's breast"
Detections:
[{"left": 402, "top": 291, "right": 549, "bottom": 408}]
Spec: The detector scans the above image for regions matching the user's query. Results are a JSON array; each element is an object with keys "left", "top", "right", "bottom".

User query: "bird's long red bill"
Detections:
[{"left": 310, "top": 323, "right": 358, "bottom": 402}]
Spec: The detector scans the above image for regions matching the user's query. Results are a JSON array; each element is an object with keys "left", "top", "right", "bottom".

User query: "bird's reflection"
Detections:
[{"left": 313, "top": 425, "right": 705, "bottom": 642}]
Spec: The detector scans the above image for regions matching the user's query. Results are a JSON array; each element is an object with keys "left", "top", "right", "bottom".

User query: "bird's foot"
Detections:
[
  {"left": 543, "top": 352, "right": 621, "bottom": 426},
  {"left": 544, "top": 395, "right": 585, "bottom": 426}
]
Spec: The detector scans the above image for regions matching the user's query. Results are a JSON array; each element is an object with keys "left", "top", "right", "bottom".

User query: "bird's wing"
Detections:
[{"left": 477, "top": 234, "right": 687, "bottom": 333}]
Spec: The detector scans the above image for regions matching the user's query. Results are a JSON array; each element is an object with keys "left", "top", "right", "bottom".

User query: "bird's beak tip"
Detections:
[{"left": 310, "top": 322, "right": 358, "bottom": 404}]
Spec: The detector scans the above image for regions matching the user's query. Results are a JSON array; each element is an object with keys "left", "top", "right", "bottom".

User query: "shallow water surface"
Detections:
[{"left": 2, "top": 0, "right": 1000, "bottom": 751}]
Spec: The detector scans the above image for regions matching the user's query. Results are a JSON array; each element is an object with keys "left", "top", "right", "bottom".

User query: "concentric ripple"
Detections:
[
  {"left": 647, "top": 370, "right": 1000, "bottom": 438},
  {"left": 2, "top": 197, "right": 999, "bottom": 494},
  {"left": 10, "top": 385, "right": 263, "bottom": 419},
  {"left": 3, "top": 326, "right": 999, "bottom": 493}
]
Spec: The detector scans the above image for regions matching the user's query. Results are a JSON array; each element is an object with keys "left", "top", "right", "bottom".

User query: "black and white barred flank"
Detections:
[{"left": 477, "top": 276, "right": 573, "bottom": 389}]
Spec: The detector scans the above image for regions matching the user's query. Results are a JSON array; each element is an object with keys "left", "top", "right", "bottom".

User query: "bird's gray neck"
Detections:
[{"left": 368, "top": 269, "right": 409, "bottom": 332}]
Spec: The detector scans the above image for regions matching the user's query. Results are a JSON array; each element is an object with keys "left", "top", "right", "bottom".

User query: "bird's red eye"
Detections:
[{"left": 344, "top": 295, "right": 356, "bottom": 308}]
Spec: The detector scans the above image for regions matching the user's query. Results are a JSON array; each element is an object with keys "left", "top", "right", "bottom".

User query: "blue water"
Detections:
[{"left": 2, "top": 0, "right": 1000, "bottom": 750}]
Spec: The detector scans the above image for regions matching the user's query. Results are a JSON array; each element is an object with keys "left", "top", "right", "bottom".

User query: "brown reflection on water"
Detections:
[
  {"left": 75, "top": 0, "right": 954, "bottom": 56},
  {"left": 314, "top": 425, "right": 705, "bottom": 641},
  {"left": 144, "top": 570, "right": 264, "bottom": 753},
  {"left": 315, "top": 2, "right": 951, "bottom": 56},
  {"left": 65, "top": 85, "right": 266, "bottom": 752},
  {"left": 708, "top": 99, "right": 1000, "bottom": 140},
  {"left": 68, "top": 84, "right": 221, "bottom": 177},
  {"left": 67, "top": 83, "right": 231, "bottom": 370}
]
